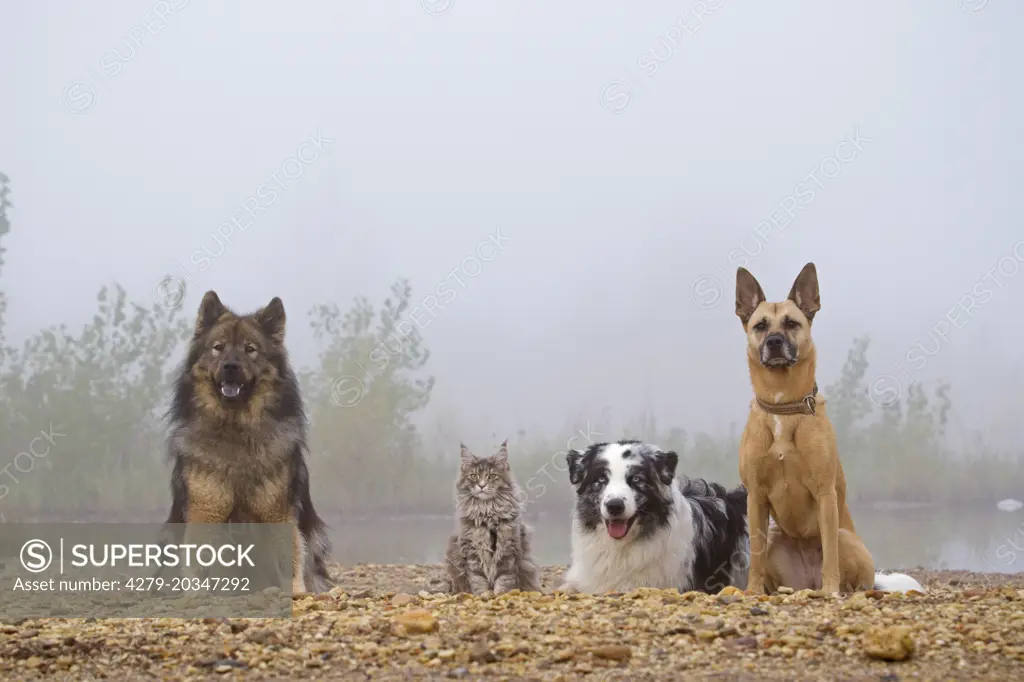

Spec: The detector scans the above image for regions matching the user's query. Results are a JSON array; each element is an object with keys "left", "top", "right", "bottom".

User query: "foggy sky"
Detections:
[{"left": 3, "top": 1, "right": 1022, "bottom": 453}]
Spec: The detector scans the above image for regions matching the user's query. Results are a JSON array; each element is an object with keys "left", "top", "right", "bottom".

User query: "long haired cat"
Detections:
[{"left": 444, "top": 440, "right": 541, "bottom": 594}]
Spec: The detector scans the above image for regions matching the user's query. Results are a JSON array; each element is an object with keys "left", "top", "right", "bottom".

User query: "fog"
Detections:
[{"left": 4, "top": 0, "right": 1022, "bottom": 455}]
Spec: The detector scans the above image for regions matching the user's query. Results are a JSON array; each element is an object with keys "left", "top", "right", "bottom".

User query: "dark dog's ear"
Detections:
[
  {"left": 256, "top": 297, "right": 286, "bottom": 343},
  {"left": 787, "top": 262, "right": 820, "bottom": 322},
  {"left": 459, "top": 442, "right": 476, "bottom": 467},
  {"left": 735, "top": 268, "right": 766, "bottom": 327},
  {"left": 195, "top": 291, "right": 227, "bottom": 337},
  {"left": 566, "top": 449, "right": 585, "bottom": 486},
  {"left": 653, "top": 450, "right": 678, "bottom": 486}
]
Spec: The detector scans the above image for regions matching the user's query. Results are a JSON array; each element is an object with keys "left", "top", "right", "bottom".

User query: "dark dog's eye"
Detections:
[
  {"left": 752, "top": 320, "right": 768, "bottom": 332},
  {"left": 590, "top": 475, "right": 607, "bottom": 490},
  {"left": 783, "top": 318, "right": 800, "bottom": 330},
  {"left": 245, "top": 344, "right": 258, "bottom": 355},
  {"left": 212, "top": 343, "right": 225, "bottom": 353}
]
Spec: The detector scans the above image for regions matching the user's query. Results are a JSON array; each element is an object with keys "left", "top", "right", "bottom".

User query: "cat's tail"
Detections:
[
  {"left": 517, "top": 524, "right": 542, "bottom": 593},
  {"left": 874, "top": 571, "right": 924, "bottom": 593},
  {"left": 444, "top": 534, "right": 472, "bottom": 594}
]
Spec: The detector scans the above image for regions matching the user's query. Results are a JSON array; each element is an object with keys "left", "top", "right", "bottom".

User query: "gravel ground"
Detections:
[{"left": 1, "top": 564, "right": 1023, "bottom": 681}]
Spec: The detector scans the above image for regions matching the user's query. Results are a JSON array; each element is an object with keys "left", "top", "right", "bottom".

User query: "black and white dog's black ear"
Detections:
[
  {"left": 653, "top": 449, "right": 679, "bottom": 486},
  {"left": 566, "top": 448, "right": 585, "bottom": 486}
]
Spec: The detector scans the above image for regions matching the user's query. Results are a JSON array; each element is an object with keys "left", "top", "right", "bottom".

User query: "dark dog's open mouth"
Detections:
[
  {"left": 219, "top": 382, "right": 246, "bottom": 400},
  {"left": 604, "top": 516, "right": 636, "bottom": 540}
]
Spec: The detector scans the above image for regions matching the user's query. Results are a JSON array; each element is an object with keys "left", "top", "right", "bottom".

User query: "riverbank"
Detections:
[
  {"left": 1, "top": 564, "right": 1023, "bottom": 680},
  {"left": 3, "top": 497, "right": 1019, "bottom": 523}
]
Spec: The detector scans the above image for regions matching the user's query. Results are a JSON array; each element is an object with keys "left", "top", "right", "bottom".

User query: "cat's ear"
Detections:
[
  {"left": 493, "top": 439, "right": 509, "bottom": 469},
  {"left": 566, "top": 448, "right": 585, "bottom": 486},
  {"left": 459, "top": 442, "right": 476, "bottom": 467}
]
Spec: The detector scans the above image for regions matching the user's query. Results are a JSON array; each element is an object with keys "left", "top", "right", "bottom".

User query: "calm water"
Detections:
[{"left": 323, "top": 506, "right": 1024, "bottom": 574}]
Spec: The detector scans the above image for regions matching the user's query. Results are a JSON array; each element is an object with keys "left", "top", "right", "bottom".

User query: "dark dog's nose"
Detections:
[
  {"left": 222, "top": 361, "right": 243, "bottom": 374},
  {"left": 765, "top": 333, "right": 785, "bottom": 349},
  {"left": 604, "top": 498, "right": 626, "bottom": 516}
]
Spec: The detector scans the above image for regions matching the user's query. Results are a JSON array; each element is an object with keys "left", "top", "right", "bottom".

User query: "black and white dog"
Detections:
[{"left": 560, "top": 440, "right": 749, "bottom": 594}]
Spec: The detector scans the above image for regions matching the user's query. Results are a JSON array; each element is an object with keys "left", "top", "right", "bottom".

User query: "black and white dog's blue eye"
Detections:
[
  {"left": 629, "top": 474, "right": 643, "bottom": 486},
  {"left": 591, "top": 476, "right": 607, "bottom": 490}
]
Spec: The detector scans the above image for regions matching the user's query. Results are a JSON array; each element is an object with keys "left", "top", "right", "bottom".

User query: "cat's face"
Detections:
[{"left": 457, "top": 441, "right": 514, "bottom": 501}]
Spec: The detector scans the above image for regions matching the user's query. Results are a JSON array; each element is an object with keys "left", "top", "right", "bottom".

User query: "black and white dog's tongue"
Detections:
[
  {"left": 220, "top": 383, "right": 242, "bottom": 398},
  {"left": 606, "top": 520, "right": 629, "bottom": 539}
]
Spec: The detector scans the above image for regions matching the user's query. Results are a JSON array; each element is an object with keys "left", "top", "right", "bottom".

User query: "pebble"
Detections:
[
  {"left": 863, "top": 626, "right": 915, "bottom": 661},
  {"left": 211, "top": 659, "right": 248, "bottom": 674},
  {"left": 590, "top": 645, "right": 632, "bottom": 661},
  {"left": 732, "top": 636, "right": 758, "bottom": 649},
  {"left": 469, "top": 642, "right": 498, "bottom": 663},
  {"left": 391, "top": 593, "right": 418, "bottom": 607},
  {"left": 246, "top": 629, "right": 278, "bottom": 645},
  {"left": 393, "top": 610, "right": 439, "bottom": 635}
]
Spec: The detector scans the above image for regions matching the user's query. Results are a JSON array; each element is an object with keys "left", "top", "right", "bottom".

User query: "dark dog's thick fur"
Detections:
[{"left": 164, "top": 291, "right": 331, "bottom": 593}]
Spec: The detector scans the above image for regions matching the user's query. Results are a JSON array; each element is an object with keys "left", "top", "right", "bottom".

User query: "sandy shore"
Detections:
[{"left": 1, "top": 564, "right": 1022, "bottom": 680}]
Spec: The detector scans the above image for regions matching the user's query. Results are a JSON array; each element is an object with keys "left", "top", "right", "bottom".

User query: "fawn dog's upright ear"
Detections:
[
  {"left": 787, "top": 262, "right": 820, "bottom": 322},
  {"left": 735, "top": 268, "right": 766, "bottom": 327}
]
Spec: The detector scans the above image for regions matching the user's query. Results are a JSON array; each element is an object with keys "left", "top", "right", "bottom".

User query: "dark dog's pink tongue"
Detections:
[{"left": 606, "top": 520, "right": 629, "bottom": 539}]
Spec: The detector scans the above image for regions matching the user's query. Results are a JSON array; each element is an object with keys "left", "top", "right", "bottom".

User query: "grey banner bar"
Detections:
[{"left": 0, "top": 523, "right": 293, "bottom": 618}]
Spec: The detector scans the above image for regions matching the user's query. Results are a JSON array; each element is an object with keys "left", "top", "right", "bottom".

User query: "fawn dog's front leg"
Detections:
[
  {"left": 817, "top": 487, "right": 841, "bottom": 594},
  {"left": 745, "top": 489, "right": 770, "bottom": 595}
]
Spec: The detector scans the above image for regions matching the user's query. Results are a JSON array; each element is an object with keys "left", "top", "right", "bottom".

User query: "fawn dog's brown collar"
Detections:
[{"left": 755, "top": 382, "right": 819, "bottom": 416}]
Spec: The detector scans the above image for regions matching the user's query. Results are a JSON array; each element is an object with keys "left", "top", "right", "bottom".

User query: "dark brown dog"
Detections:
[{"left": 165, "top": 291, "right": 331, "bottom": 594}]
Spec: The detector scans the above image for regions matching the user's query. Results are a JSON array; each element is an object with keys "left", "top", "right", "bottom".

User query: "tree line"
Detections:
[{"left": 0, "top": 173, "right": 1018, "bottom": 521}]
